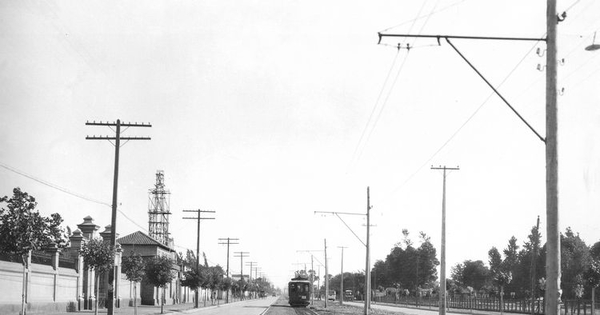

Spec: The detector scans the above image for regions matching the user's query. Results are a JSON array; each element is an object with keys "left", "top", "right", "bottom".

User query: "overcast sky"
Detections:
[{"left": 1, "top": 0, "right": 599, "bottom": 289}]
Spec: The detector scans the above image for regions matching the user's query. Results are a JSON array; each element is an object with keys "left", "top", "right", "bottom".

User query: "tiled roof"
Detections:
[{"left": 117, "top": 231, "right": 172, "bottom": 251}]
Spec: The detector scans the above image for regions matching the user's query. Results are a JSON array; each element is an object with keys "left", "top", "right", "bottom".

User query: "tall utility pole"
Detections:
[
  {"left": 246, "top": 261, "right": 257, "bottom": 299},
  {"left": 365, "top": 187, "right": 372, "bottom": 315},
  {"left": 183, "top": 209, "right": 215, "bottom": 308},
  {"left": 296, "top": 250, "right": 325, "bottom": 305},
  {"left": 86, "top": 119, "right": 151, "bottom": 315},
  {"left": 246, "top": 262, "right": 257, "bottom": 281},
  {"left": 338, "top": 246, "right": 347, "bottom": 305},
  {"left": 545, "top": 2, "right": 560, "bottom": 315},
  {"left": 219, "top": 237, "right": 239, "bottom": 303},
  {"left": 431, "top": 166, "right": 459, "bottom": 315},
  {"left": 378, "top": 2, "right": 560, "bottom": 314},
  {"left": 314, "top": 186, "right": 372, "bottom": 315},
  {"left": 324, "top": 239, "right": 329, "bottom": 308}
]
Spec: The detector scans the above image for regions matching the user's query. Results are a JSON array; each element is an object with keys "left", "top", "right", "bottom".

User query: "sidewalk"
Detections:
[
  {"left": 40, "top": 299, "right": 241, "bottom": 315},
  {"left": 345, "top": 301, "right": 512, "bottom": 315}
]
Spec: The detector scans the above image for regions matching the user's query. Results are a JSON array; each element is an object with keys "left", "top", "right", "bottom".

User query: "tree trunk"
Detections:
[
  {"left": 500, "top": 286, "right": 504, "bottom": 315},
  {"left": 21, "top": 251, "right": 31, "bottom": 315},
  {"left": 94, "top": 274, "right": 99, "bottom": 315},
  {"left": 160, "top": 286, "right": 164, "bottom": 314},
  {"left": 592, "top": 287, "right": 595, "bottom": 315},
  {"left": 133, "top": 282, "right": 137, "bottom": 315}
]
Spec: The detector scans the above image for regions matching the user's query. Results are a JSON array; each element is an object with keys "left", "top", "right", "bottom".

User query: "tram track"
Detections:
[{"left": 265, "top": 297, "right": 318, "bottom": 315}]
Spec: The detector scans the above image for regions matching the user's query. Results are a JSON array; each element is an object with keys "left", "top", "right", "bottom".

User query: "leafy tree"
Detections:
[
  {"left": 502, "top": 236, "right": 520, "bottom": 294},
  {"left": 372, "top": 260, "right": 389, "bottom": 288},
  {"left": 590, "top": 241, "right": 600, "bottom": 261},
  {"left": 561, "top": 227, "right": 591, "bottom": 299},
  {"left": 221, "top": 277, "right": 233, "bottom": 302},
  {"left": 144, "top": 255, "right": 176, "bottom": 314},
  {"left": 0, "top": 188, "right": 68, "bottom": 315},
  {"left": 488, "top": 247, "right": 503, "bottom": 273},
  {"left": 80, "top": 238, "right": 114, "bottom": 315},
  {"left": 121, "top": 251, "right": 145, "bottom": 315},
  {"left": 584, "top": 259, "right": 600, "bottom": 308},
  {"left": 417, "top": 235, "right": 439, "bottom": 288},
  {"left": 384, "top": 230, "right": 438, "bottom": 294},
  {"left": 451, "top": 260, "right": 490, "bottom": 291}
]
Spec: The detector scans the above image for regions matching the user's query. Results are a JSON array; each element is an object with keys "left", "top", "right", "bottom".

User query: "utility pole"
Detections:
[
  {"left": 86, "top": 119, "right": 151, "bottom": 315},
  {"left": 183, "top": 209, "right": 215, "bottom": 308},
  {"left": 365, "top": 187, "right": 372, "bottom": 315},
  {"left": 234, "top": 251, "right": 249, "bottom": 299},
  {"left": 324, "top": 239, "right": 329, "bottom": 308},
  {"left": 246, "top": 261, "right": 257, "bottom": 281},
  {"left": 311, "top": 255, "right": 314, "bottom": 305},
  {"left": 218, "top": 237, "right": 239, "bottom": 303},
  {"left": 246, "top": 261, "right": 256, "bottom": 299},
  {"left": 297, "top": 250, "right": 326, "bottom": 305},
  {"left": 545, "top": 2, "right": 560, "bottom": 315},
  {"left": 314, "top": 186, "right": 372, "bottom": 315},
  {"left": 338, "top": 246, "right": 347, "bottom": 305},
  {"left": 378, "top": 3, "right": 561, "bottom": 313},
  {"left": 431, "top": 166, "right": 459, "bottom": 315}
]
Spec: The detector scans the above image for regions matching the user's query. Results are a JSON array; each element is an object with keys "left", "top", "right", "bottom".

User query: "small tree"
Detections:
[
  {"left": 181, "top": 267, "right": 204, "bottom": 307},
  {"left": 145, "top": 255, "right": 176, "bottom": 314},
  {"left": 494, "top": 271, "right": 513, "bottom": 315},
  {"left": 121, "top": 251, "right": 145, "bottom": 315},
  {"left": 584, "top": 260, "right": 600, "bottom": 315},
  {"left": 0, "top": 188, "right": 68, "bottom": 315},
  {"left": 79, "top": 238, "right": 114, "bottom": 315},
  {"left": 222, "top": 277, "right": 233, "bottom": 303}
]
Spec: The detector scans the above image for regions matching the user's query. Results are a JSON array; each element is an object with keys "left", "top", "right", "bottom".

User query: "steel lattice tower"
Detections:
[{"left": 148, "top": 170, "right": 171, "bottom": 246}]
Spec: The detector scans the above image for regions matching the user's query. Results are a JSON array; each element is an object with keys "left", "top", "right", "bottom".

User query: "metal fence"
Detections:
[
  {"left": 373, "top": 295, "right": 546, "bottom": 314},
  {"left": 373, "top": 295, "right": 600, "bottom": 315}
]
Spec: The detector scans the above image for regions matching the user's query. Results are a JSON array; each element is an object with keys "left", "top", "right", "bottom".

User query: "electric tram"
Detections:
[{"left": 288, "top": 276, "right": 311, "bottom": 307}]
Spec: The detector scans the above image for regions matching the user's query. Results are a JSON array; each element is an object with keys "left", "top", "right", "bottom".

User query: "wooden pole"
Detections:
[{"left": 545, "top": 1, "right": 560, "bottom": 315}]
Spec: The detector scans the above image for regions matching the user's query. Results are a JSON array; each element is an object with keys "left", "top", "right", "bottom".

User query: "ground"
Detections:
[{"left": 311, "top": 300, "right": 402, "bottom": 315}]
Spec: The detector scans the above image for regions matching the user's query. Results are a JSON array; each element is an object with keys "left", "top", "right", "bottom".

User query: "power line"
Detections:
[
  {"left": 380, "top": 36, "right": 541, "bottom": 202},
  {"left": 350, "top": 1, "right": 441, "bottom": 170},
  {"left": 379, "top": 0, "right": 469, "bottom": 33},
  {"left": 0, "top": 162, "right": 111, "bottom": 207},
  {"left": 0, "top": 161, "right": 151, "bottom": 234}
]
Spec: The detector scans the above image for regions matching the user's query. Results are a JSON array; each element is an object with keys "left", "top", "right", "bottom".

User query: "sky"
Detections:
[{"left": 1, "top": 0, "right": 600, "bottom": 290}]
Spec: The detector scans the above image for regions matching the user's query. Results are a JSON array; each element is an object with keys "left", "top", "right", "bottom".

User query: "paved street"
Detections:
[{"left": 40, "top": 297, "right": 278, "bottom": 315}]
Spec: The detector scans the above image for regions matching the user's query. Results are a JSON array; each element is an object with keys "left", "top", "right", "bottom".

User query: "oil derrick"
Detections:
[{"left": 148, "top": 170, "right": 172, "bottom": 247}]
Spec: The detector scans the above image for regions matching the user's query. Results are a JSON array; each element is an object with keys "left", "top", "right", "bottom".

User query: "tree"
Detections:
[
  {"left": 502, "top": 236, "right": 520, "bottom": 295},
  {"left": 488, "top": 247, "right": 503, "bottom": 273},
  {"left": 561, "top": 227, "right": 591, "bottom": 299},
  {"left": 383, "top": 230, "right": 438, "bottom": 294},
  {"left": 145, "top": 255, "right": 176, "bottom": 314},
  {"left": 0, "top": 188, "right": 68, "bottom": 315},
  {"left": 584, "top": 259, "right": 600, "bottom": 314},
  {"left": 451, "top": 260, "right": 490, "bottom": 292},
  {"left": 121, "top": 251, "right": 145, "bottom": 315},
  {"left": 79, "top": 238, "right": 114, "bottom": 315},
  {"left": 417, "top": 235, "right": 439, "bottom": 288},
  {"left": 590, "top": 241, "right": 600, "bottom": 261}
]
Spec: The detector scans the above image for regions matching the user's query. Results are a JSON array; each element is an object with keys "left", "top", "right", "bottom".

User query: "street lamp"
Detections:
[{"left": 585, "top": 32, "right": 600, "bottom": 51}]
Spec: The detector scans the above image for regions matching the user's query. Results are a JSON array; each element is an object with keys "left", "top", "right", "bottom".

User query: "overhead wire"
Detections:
[
  {"left": 350, "top": 0, "right": 443, "bottom": 170},
  {"left": 358, "top": 0, "right": 443, "bottom": 161},
  {"left": 380, "top": 34, "right": 543, "bottom": 203},
  {"left": 379, "top": 0, "right": 468, "bottom": 34},
  {"left": 0, "top": 161, "right": 151, "bottom": 233},
  {"left": 0, "top": 161, "right": 206, "bottom": 259}
]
